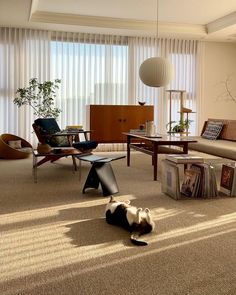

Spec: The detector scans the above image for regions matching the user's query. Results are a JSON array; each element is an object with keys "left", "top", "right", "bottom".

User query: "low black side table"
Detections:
[{"left": 79, "top": 154, "right": 125, "bottom": 196}]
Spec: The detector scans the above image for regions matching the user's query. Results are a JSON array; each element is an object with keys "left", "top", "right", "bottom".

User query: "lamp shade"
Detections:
[{"left": 139, "top": 57, "right": 174, "bottom": 87}]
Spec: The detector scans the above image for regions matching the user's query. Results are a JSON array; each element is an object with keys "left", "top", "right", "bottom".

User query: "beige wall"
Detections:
[{"left": 199, "top": 41, "right": 236, "bottom": 132}]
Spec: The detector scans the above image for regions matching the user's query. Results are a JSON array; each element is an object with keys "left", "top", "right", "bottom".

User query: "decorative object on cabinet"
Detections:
[
  {"left": 138, "top": 101, "right": 146, "bottom": 106},
  {"left": 87, "top": 105, "right": 154, "bottom": 143}
]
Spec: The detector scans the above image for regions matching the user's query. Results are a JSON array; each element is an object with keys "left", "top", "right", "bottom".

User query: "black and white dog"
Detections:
[{"left": 105, "top": 196, "right": 155, "bottom": 246}]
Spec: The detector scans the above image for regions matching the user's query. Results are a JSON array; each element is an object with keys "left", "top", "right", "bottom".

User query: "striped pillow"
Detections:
[{"left": 202, "top": 121, "right": 223, "bottom": 140}]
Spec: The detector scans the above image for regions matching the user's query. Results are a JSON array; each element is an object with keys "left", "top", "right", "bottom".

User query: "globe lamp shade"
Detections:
[{"left": 139, "top": 57, "right": 174, "bottom": 87}]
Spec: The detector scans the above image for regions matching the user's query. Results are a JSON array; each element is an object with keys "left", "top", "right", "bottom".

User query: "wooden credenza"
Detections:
[{"left": 87, "top": 105, "right": 154, "bottom": 143}]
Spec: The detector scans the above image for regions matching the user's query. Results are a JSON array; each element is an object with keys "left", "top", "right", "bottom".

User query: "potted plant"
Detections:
[
  {"left": 166, "top": 118, "right": 193, "bottom": 133},
  {"left": 13, "top": 78, "right": 62, "bottom": 119}
]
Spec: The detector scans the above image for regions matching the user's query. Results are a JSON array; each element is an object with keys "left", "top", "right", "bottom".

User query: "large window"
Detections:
[
  {"left": 0, "top": 28, "right": 200, "bottom": 146},
  {"left": 50, "top": 34, "right": 128, "bottom": 129},
  {"left": 168, "top": 52, "right": 197, "bottom": 134},
  {"left": 129, "top": 37, "right": 199, "bottom": 134}
]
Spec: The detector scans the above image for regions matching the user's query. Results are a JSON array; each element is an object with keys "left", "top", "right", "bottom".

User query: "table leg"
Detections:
[
  {"left": 95, "top": 163, "right": 119, "bottom": 196},
  {"left": 127, "top": 135, "right": 131, "bottom": 167},
  {"left": 183, "top": 143, "right": 188, "bottom": 170},
  {"left": 82, "top": 162, "right": 119, "bottom": 196},
  {"left": 183, "top": 143, "right": 188, "bottom": 154},
  {"left": 153, "top": 143, "right": 158, "bottom": 181},
  {"left": 82, "top": 164, "right": 100, "bottom": 193},
  {"left": 72, "top": 155, "right": 77, "bottom": 172},
  {"left": 78, "top": 159, "right": 82, "bottom": 181},
  {"left": 33, "top": 154, "right": 37, "bottom": 183}
]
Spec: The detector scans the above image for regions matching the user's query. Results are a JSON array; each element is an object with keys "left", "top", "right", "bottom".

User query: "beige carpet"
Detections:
[{"left": 0, "top": 152, "right": 236, "bottom": 295}]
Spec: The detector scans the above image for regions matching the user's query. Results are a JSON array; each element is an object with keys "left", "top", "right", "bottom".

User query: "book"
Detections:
[
  {"left": 181, "top": 163, "right": 218, "bottom": 198},
  {"left": 220, "top": 164, "right": 236, "bottom": 197},
  {"left": 190, "top": 163, "right": 206, "bottom": 197},
  {"left": 66, "top": 125, "right": 83, "bottom": 131},
  {"left": 209, "top": 165, "right": 218, "bottom": 198},
  {"left": 161, "top": 160, "right": 180, "bottom": 200},
  {"left": 180, "top": 169, "right": 201, "bottom": 197},
  {"left": 166, "top": 154, "right": 204, "bottom": 164},
  {"left": 129, "top": 129, "right": 146, "bottom": 134}
]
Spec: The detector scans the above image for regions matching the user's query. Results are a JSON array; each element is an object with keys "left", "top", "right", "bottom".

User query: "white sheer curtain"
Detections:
[
  {"left": 0, "top": 27, "right": 51, "bottom": 144},
  {"left": 50, "top": 32, "right": 128, "bottom": 130},
  {"left": 0, "top": 27, "right": 200, "bottom": 149},
  {"left": 128, "top": 37, "right": 200, "bottom": 134},
  {"left": 0, "top": 28, "right": 128, "bottom": 147}
]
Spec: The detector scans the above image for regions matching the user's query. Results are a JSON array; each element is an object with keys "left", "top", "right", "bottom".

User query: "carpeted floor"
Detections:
[{"left": 0, "top": 152, "right": 236, "bottom": 295}]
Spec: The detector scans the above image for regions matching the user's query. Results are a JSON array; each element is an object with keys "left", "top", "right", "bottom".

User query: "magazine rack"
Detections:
[{"left": 161, "top": 156, "right": 218, "bottom": 200}]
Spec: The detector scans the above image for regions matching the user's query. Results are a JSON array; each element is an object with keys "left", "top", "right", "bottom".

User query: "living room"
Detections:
[{"left": 0, "top": 0, "right": 236, "bottom": 294}]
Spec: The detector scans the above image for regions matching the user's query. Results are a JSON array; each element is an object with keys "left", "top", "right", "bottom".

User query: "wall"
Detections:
[{"left": 199, "top": 41, "right": 236, "bottom": 131}]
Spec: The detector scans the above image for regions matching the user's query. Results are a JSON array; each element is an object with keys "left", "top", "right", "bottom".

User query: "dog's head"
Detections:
[{"left": 108, "top": 196, "right": 130, "bottom": 205}]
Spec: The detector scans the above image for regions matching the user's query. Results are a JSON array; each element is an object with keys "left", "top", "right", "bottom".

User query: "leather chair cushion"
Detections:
[
  {"left": 34, "top": 118, "right": 61, "bottom": 134},
  {"left": 73, "top": 141, "right": 98, "bottom": 151}
]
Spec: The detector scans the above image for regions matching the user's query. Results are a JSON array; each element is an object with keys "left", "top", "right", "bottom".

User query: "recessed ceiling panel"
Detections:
[{"left": 37, "top": 0, "right": 236, "bottom": 24}]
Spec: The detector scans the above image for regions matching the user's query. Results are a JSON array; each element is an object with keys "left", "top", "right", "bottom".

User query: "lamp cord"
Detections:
[{"left": 156, "top": 0, "right": 159, "bottom": 56}]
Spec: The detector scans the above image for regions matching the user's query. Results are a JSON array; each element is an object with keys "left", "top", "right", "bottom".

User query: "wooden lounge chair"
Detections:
[{"left": 32, "top": 118, "right": 98, "bottom": 168}]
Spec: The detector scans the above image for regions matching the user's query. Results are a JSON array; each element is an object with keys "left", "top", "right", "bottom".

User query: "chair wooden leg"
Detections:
[
  {"left": 37, "top": 155, "right": 62, "bottom": 166},
  {"left": 72, "top": 155, "right": 77, "bottom": 171},
  {"left": 36, "top": 156, "right": 52, "bottom": 167},
  {"left": 50, "top": 156, "right": 63, "bottom": 163}
]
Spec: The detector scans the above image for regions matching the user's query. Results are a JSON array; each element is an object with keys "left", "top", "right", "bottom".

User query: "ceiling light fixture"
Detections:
[{"left": 139, "top": 0, "right": 174, "bottom": 87}]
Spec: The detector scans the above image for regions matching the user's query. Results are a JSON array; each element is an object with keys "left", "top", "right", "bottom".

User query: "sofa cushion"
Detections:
[
  {"left": 8, "top": 140, "right": 22, "bottom": 149},
  {"left": 220, "top": 121, "right": 236, "bottom": 141},
  {"left": 188, "top": 137, "right": 236, "bottom": 160},
  {"left": 207, "top": 119, "right": 236, "bottom": 141},
  {"left": 202, "top": 121, "right": 223, "bottom": 140}
]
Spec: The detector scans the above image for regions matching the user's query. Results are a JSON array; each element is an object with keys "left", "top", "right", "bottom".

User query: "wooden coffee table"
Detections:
[{"left": 123, "top": 132, "right": 197, "bottom": 181}]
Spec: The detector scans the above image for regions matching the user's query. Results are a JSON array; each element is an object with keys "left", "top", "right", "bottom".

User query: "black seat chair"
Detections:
[
  {"left": 32, "top": 118, "right": 98, "bottom": 168},
  {"left": 33, "top": 118, "right": 97, "bottom": 148}
]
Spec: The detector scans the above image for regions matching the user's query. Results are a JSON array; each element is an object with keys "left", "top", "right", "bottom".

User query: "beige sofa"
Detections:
[{"left": 188, "top": 119, "right": 236, "bottom": 161}]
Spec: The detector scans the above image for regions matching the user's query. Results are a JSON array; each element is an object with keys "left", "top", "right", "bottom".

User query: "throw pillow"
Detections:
[
  {"left": 8, "top": 140, "right": 22, "bottom": 149},
  {"left": 202, "top": 121, "right": 223, "bottom": 140},
  {"left": 49, "top": 136, "right": 69, "bottom": 147}
]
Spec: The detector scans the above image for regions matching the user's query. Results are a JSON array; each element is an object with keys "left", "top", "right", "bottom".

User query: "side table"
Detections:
[{"left": 79, "top": 154, "right": 125, "bottom": 196}]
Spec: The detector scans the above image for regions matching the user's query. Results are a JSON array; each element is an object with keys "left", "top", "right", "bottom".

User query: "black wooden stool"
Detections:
[{"left": 79, "top": 154, "right": 125, "bottom": 196}]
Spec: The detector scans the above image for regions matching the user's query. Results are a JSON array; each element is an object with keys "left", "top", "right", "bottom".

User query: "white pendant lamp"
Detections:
[{"left": 139, "top": 0, "right": 174, "bottom": 87}]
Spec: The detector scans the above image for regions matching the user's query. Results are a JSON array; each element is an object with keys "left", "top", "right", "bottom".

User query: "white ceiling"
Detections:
[{"left": 0, "top": 0, "right": 236, "bottom": 41}]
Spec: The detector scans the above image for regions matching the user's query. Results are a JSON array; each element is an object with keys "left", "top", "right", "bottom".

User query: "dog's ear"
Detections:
[
  {"left": 145, "top": 208, "right": 153, "bottom": 226},
  {"left": 136, "top": 208, "right": 142, "bottom": 223}
]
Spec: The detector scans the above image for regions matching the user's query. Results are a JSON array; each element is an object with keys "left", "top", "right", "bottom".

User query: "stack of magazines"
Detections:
[
  {"left": 181, "top": 163, "right": 218, "bottom": 198},
  {"left": 166, "top": 154, "right": 204, "bottom": 164},
  {"left": 161, "top": 160, "right": 218, "bottom": 199}
]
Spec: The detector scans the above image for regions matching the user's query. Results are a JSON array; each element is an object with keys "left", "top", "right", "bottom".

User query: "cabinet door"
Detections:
[
  {"left": 89, "top": 105, "right": 154, "bottom": 143},
  {"left": 90, "top": 105, "right": 122, "bottom": 142},
  {"left": 121, "top": 105, "right": 154, "bottom": 133}
]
